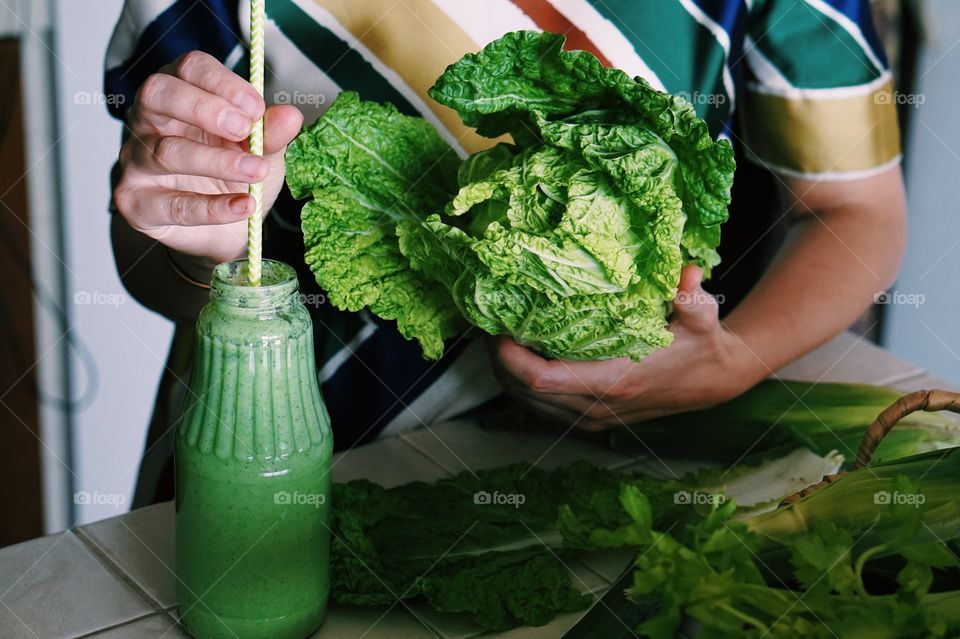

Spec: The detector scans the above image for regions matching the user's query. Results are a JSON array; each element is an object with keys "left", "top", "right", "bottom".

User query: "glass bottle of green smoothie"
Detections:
[{"left": 175, "top": 259, "right": 332, "bottom": 639}]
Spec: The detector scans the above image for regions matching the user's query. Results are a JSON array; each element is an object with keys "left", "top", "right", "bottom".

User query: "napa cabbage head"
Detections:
[{"left": 286, "top": 31, "right": 734, "bottom": 361}]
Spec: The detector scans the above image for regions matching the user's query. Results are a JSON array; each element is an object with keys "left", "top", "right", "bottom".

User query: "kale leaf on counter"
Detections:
[{"left": 329, "top": 461, "right": 684, "bottom": 631}]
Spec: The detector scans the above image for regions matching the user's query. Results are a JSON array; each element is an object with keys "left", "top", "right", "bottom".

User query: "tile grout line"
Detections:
[
  {"left": 875, "top": 368, "right": 930, "bottom": 387},
  {"left": 879, "top": 368, "right": 960, "bottom": 390},
  {"left": 69, "top": 611, "right": 161, "bottom": 639},
  {"left": 397, "top": 432, "right": 463, "bottom": 477},
  {"left": 71, "top": 527, "right": 171, "bottom": 622},
  {"left": 569, "top": 555, "right": 617, "bottom": 591}
]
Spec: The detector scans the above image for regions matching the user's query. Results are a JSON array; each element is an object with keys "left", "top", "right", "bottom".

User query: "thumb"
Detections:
[
  {"left": 261, "top": 105, "right": 304, "bottom": 211},
  {"left": 671, "top": 265, "right": 719, "bottom": 332},
  {"left": 263, "top": 105, "right": 303, "bottom": 156}
]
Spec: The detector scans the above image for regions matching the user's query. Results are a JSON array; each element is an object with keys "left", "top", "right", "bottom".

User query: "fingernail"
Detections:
[
  {"left": 238, "top": 155, "right": 266, "bottom": 178},
  {"left": 234, "top": 92, "right": 262, "bottom": 119},
  {"left": 229, "top": 195, "right": 252, "bottom": 216},
  {"left": 219, "top": 110, "right": 250, "bottom": 138}
]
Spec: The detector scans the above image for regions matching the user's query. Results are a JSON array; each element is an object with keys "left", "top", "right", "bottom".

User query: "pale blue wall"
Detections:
[{"left": 884, "top": 1, "right": 960, "bottom": 385}]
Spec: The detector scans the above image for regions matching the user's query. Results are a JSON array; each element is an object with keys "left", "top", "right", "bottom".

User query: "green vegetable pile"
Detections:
[
  {"left": 329, "top": 462, "right": 687, "bottom": 631},
  {"left": 581, "top": 451, "right": 960, "bottom": 639},
  {"left": 329, "top": 449, "right": 960, "bottom": 638},
  {"left": 286, "top": 31, "right": 734, "bottom": 361}
]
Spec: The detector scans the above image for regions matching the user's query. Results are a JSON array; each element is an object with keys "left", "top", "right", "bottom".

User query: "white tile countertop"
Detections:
[{"left": 0, "top": 332, "right": 954, "bottom": 639}]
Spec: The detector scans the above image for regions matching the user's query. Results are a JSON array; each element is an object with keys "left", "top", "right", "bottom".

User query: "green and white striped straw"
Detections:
[{"left": 246, "top": 0, "right": 266, "bottom": 286}]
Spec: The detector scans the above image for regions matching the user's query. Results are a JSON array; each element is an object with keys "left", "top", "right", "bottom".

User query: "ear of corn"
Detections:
[
  {"left": 610, "top": 381, "right": 960, "bottom": 467},
  {"left": 747, "top": 447, "right": 960, "bottom": 550}
]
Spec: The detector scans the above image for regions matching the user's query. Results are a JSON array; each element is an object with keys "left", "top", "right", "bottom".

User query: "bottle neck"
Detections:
[
  {"left": 182, "top": 259, "right": 330, "bottom": 460},
  {"left": 209, "top": 260, "right": 299, "bottom": 315}
]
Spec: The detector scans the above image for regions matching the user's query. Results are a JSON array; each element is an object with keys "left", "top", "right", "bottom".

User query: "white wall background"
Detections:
[
  {"left": 885, "top": 0, "right": 960, "bottom": 386},
  {"left": 53, "top": 0, "right": 174, "bottom": 525}
]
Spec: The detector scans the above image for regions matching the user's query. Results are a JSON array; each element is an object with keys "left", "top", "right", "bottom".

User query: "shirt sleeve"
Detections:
[
  {"left": 739, "top": 0, "right": 901, "bottom": 179},
  {"left": 104, "top": 0, "right": 243, "bottom": 121}
]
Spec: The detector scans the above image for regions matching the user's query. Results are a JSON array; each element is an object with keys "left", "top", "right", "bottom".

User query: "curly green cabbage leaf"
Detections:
[
  {"left": 287, "top": 31, "right": 734, "bottom": 361},
  {"left": 285, "top": 92, "right": 465, "bottom": 359}
]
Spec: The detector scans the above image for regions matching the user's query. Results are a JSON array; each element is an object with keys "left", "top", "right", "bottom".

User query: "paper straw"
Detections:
[{"left": 246, "top": 0, "right": 266, "bottom": 286}]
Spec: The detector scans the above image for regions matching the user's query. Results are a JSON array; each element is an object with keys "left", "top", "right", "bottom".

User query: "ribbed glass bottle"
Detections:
[{"left": 175, "top": 260, "right": 332, "bottom": 639}]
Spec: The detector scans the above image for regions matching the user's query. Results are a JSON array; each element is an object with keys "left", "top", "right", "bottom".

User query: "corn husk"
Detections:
[
  {"left": 748, "top": 447, "right": 960, "bottom": 549},
  {"left": 610, "top": 380, "right": 960, "bottom": 468}
]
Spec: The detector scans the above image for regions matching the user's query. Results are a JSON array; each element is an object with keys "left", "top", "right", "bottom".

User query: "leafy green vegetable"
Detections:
[
  {"left": 583, "top": 478, "right": 960, "bottom": 639},
  {"left": 428, "top": 30, "right": 733, "bottom": 271},
  {"left": 287, "top": 31, "right": 734, "bottom": 361},
  {"left": 285, "top": 91, "right": 464, "bottom": 359},
  {"left": 329, "top": 461, "right": 691, "bottom": 631},
  {"left": 327, "top": 449, "right": 845, "bottom": 631},
  {"left": 330, "top": 444, "right": 960, "bottom": 636}
]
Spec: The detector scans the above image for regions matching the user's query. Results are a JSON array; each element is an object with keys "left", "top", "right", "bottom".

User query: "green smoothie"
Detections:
[{"left": 175, "top": 260, "right": 333, "bottom": 639}]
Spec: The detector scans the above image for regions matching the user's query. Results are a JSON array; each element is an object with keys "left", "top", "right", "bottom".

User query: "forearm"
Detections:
[
  {"left": 111, "top": 214, "right": 212, "bottom": 324},
  {"left": 723, "top": 184, "right": 906, "bottom": 379}
]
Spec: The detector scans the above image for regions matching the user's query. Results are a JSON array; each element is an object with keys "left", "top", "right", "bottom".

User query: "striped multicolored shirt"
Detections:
[{"left": 106, "top": 0, "right": 900, "bottom": 449}]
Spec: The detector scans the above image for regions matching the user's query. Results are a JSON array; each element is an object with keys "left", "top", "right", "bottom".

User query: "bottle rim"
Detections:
[{"left": 210, "top": 259, "right": 299, "bottom": 309}]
